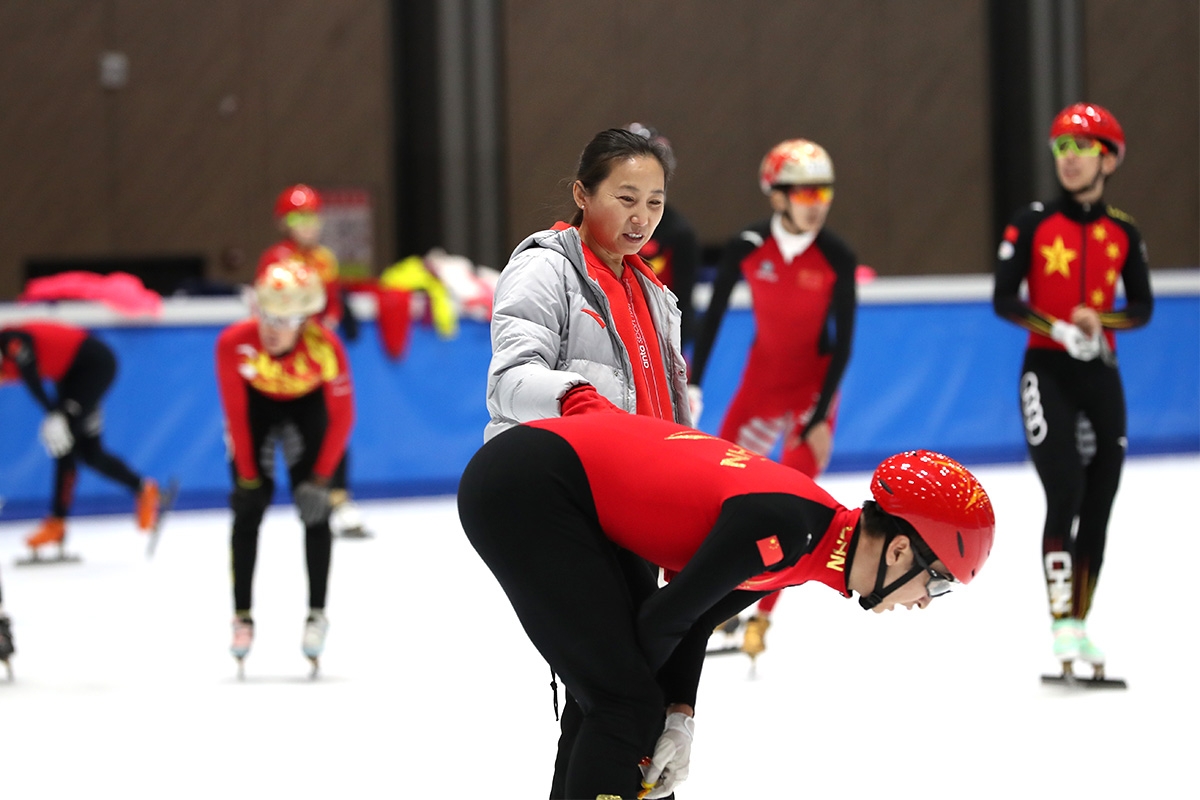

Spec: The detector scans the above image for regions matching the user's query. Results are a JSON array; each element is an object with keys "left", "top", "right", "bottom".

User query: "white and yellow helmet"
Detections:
[
  {"left": 758, "top": 139, "right": 834, "bottom": 194},
  {"left": 254, "top": 245, "right": 326, "bottom": 318}
]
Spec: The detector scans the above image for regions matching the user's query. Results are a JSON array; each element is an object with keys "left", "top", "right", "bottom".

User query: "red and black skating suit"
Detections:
[
  {"left": 691, "top": 216, "right": 857, "bottom": 476},
  {"left": 458, "top": 413, "right": 860, "bottom": 799},
  {"left": 215, "top": 318, "right": 354, "bottom": 613},
  {"left": 993, "top": 192, "right": 1152, "bottom": 621},
  {"left": 1, "top": 321, "right": 144, "bottom": 517}
]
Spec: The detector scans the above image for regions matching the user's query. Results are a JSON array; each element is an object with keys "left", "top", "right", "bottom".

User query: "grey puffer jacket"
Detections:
[{"left": 484, "top": 225, "right": 691, "bottom": 441}]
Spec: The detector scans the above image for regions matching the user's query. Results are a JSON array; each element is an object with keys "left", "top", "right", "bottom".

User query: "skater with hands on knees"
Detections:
[
  {"left": 459, "top": 411, "right": 995, "bottom": 799},
  {"left": 1, "top": 321, "right": 163, "bottom": 560},
  {"left": 216, "top": 250, "right": 354, "bottom": 676},
  {"left": 993, "top": 102, "right": 1151, "bottom": 681}
]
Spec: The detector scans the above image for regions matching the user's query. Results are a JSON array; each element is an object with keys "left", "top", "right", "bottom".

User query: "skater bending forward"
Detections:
[
  {"left": 215, "top": 251, "right": 354, "bottom": 672},
  {"left": 458, "top": 408, "right": 995, "bottom": 799}
]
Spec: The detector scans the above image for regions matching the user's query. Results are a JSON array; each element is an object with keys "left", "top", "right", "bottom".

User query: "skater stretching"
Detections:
[
  {"left": 459, "top": 409, "right": 995, "bottom": 799},
  {"left": 215, "top": 251, "right": 354, "bottom": 675},
  {"left": 688, "top": 139, "right": 859, "bottom": 659},
  {"left": 993, "top": 102, "right": 1152, "bottom": 680},
  {"left": 0, "top": 321, "right": 162, "bottom": 560}
]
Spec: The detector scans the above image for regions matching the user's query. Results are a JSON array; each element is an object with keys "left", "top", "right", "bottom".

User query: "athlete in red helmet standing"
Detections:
[
  {"left": 458, "top": 410, "right": 995, "bottom": 799},
  {"left": 263, "top": 185, "right": 368, "bottom": 538},
  {"left": 215, "top": 253, "right": 355, "bottom": 676},
  {"left": 993, "top": 103, "right": 1152, "bottom": 681},
  {"left": 689, "top": 139, "right": 860, "bottom": 658}
]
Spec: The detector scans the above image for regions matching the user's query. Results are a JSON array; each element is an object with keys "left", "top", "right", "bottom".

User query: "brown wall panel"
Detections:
[
  {"left": 502, "top": 0, "right": 993, "bottom": 276},
  {"left": 1085, "top": 0, "right": 1199, "bottom": 268},
  {"left": 0, "top": 2, "right": 111, "bottom": 296}
]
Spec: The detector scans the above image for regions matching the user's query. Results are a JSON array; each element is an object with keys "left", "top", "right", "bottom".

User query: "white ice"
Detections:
[{"left": 1, "top": 454, "right": 1196, "bottom": 799}]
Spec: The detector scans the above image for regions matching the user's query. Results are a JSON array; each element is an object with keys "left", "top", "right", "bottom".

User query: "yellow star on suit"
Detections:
[{"left": 1041, "top": 236, "right": 1076, "bottom": 277}]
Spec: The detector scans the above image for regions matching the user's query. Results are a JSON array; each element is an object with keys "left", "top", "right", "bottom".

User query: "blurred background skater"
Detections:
[
  {"left": 484, "top": 127, "right": 691, "bottom": 798},
  {"left": 993, "top": 103, "right": 1152, "bottom": 683},
  {"left": 627, "top": 122, "right": 702, "bottom": 354},
  {"left": 0, "top": 321, "right": 164, "bottom": 562},
  {"left": 0, "top": 568, "right": 13, "bottom": 678},
  {"left": 267, "top": 185, "right": 369, "bottom": 539},
  {"left": 688, "top": 139, "right": 859, "bottom": 660},
  {"left": 216, "top": 252, "right": 355, "bottom": 677}
]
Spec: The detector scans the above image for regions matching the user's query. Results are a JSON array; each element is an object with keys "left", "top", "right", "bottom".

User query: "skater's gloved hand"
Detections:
[
  {"left": 639, "top": 711, "right": 694, "bottom": 799},
  {"left": 687, "top": 385, "right": 703, "bottom": 425},
  {"left": 229, "top": 478, "right": 271, "bottom": 517},
  {"left": 39, "top": 411, "right": 74, "bottom": 458},
  {"left": 1050, "top": 320, "right": 1102, "bottom": 361},
  {"left": 294, "top": 480, "right": 332, "bottom": 525}
]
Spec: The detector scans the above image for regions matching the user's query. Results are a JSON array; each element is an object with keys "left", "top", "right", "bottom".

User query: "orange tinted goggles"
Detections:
[{"left": 787, "top": 185, "right": 834, "bottom": 205}]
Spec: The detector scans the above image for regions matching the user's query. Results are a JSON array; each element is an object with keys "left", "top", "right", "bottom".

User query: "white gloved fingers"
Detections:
[
  {"left": 641, "top": 712, "right": 694, "bottom": 798},
  {"left": 39, "top": 411, "right": 74, "bottom": 458},
  {"left": 1050, "top": 320, "right": 1100, "bottom": 361},
  {"left": 687, "top": 385, "right": 703, "bottom": 425}
]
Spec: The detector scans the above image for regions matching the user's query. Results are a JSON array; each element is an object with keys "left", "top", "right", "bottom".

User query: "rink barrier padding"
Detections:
[{"left": 0, "top": 277, "right": 1196, "bottom": 520}]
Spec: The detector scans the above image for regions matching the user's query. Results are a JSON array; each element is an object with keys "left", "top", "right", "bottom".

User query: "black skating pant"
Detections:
[
  {"left": 51, "top": 336, "right": 143, "bottom": 518},
  {"left": 229, "top": 387, "right": 333, "bottom": 615},
  {"left": 1019, "top": 349, "right": 1126, "bottom": 621},
  {"left": 458, "top": 426, "right": 667, "bottom": 800}
]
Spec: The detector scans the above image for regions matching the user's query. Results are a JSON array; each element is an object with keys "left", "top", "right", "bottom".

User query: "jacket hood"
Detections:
[{"left": 508, "top": 224, "right": 586, "bottom": 275}]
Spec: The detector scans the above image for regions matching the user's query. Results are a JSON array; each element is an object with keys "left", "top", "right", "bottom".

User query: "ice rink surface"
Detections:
[{"left": 1, "top": 454, "right": 1196, "bottom": 799}]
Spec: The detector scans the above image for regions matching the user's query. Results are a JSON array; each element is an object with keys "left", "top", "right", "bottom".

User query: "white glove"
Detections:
[
  {"left": 39, "top": 411, "right": 74, "bottom": 458},
  {"left": 640, "top": 712, "right": 694, "bottom": 799},
  {"left": 1050, "top": 320, "right": 1101, "bottom": 361},
  {"left": 687, "top": 385, "right": 703, "bottom": 425}
]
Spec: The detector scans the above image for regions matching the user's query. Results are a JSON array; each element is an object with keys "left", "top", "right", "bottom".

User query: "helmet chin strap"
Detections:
[{"left": 857, "top": 532, "right": 926, "bottom": 611}]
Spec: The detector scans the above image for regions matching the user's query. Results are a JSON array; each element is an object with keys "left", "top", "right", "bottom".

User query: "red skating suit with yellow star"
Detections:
[
  {"left": 215, "top": 318, "right": 353, "bottom": 483},
  {"left": 994, "top": 195, "right": 1152, "bottom": 349},
  {"left": 527, "top": 413, "right": 859, "bottom": 595}
]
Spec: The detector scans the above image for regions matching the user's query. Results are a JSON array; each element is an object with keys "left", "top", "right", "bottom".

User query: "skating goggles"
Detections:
[
  {"left": 1050, "top": 135, "right": 1105, "bottom": 158},
  {"left": 911, "top": 548, "right": 956, "bottom": 598},
  {"left": 284, "top": 211, "right": 321, "bottom": 229},
  {"left": 787, "top": 185, "right": 834, "bottom": 205},
  {"left": 261, "top": 313, "right": 308, "bottom": 329}
]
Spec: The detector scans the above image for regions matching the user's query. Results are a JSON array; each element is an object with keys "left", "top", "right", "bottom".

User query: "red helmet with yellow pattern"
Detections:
[
  {"left": 254, "top": 244, "right": 326, "bottom": 318},
  {"left": 759, "top": 139, "right": 834, "bottom": 194},
  {"left": 870, "top": 450, "right": 995, "bottom": 584},
  {"left": 1049, "top": 103, "right": 1125, "bottom": 164}
]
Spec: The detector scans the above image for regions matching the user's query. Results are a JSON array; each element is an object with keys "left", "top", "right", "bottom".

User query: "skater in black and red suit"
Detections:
[
  {"left": 215, "top": 251, "right": 354, "bottom": 672},
  {"left": 993, "top": 102, "right": 1152, "bottom": 676},
  {"left": 458, "top": 406, "right": 995, "bottom": 799},
  {"left": 688, "top": 139, "right": 859, "bottom": 657},
  {"left": 0, "top": 321, "right": 162, "bottom": 557}
]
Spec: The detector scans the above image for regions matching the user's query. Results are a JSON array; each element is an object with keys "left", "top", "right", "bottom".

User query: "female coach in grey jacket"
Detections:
[{"left": 484, "top": 129, "right": 692, "bottom": 441}]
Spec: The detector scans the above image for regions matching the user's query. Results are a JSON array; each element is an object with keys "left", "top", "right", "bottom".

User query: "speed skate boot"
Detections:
[
  {"left": 329, "top": 494, "right": 371, "bottom": 539},
  {"left": 1051, "top": 618, "right": 1083, "bottom": 674},
  {"left": 21, "top": 517, "right": 71, "bottom": 563},
  {"left": 136, "top": 478, "right": 161, "bottom": 531},
  {"left": 302, "top": 610, "right": 329, "bottom": 677},
  {"left": 0, "top": 615, "right": 14, "bottom": 679},
  {"left": 231, "top": 614, "right": 254, "bottom": 678},
  {"left": 1077, "top": 622, "right": 1107, "bottom": 678},
  {"left": 741, "top": 615, "right": 771, "bottom": 660}
]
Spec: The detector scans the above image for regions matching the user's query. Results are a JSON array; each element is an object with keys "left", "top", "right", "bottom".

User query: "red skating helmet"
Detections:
[
  {"left": 1049, "top": 103, "right": 1125, "bottom": 163},
  {"left": 870, "top": 450, "right": 995, "bottom": 584},
  {"left": 759, "top": 139, "right": 834, "bottom": 194},
  {"left": 254, "top": 245, "right": 326, "bottom": 317},
  {"left": 274, "top": 184, "right": 322, "bottom": 218}
]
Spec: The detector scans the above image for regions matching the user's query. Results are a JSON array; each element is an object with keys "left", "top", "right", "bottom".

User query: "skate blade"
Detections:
[
  {"left": 705, "top": 646, "right": 744, "bottom": 657},
  {"left": 335, "top": 527, "right": 373, "bottom": 539},
  {"left": 1040, "top": 672, "right": 1127, "bottom": 689},
  {"left": 15, "top": 552, "right": 81, "bottom": 566},
  {"left": 145, "top": 478, "right": 180, "bottom": 559},
  {"left": 307, "top": 656, "right": 320, "bottom": 679}
]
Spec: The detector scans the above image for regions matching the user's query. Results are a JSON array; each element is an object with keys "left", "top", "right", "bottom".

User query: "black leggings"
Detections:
[
  {"left": 1019, "top": 349, "right": 1126, "bottom": 620},
  {"left": 229, "top": 388, "right": 333, "bottom": 614},
  {"left": 458, "top": 426, "right": 665, "bottom": 800},
  {"left": 52, "top": 336, "right": 142, "bottom": 517}
]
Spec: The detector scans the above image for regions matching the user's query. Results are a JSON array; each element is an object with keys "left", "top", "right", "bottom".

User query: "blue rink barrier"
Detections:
[{"left": 0, "top": 277, "right": 1196, "bottom": 520}]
